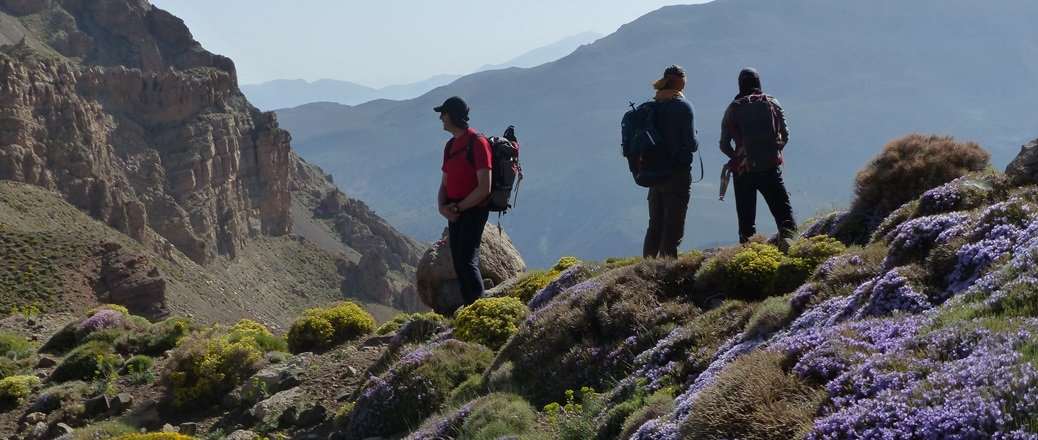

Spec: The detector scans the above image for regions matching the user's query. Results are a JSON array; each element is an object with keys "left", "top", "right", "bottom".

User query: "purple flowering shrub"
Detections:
[
  {"left": 76, "top": 309, "right": 126, "bottom": 336},
  {"left": 807, "top": 325, "right": 1038, "bottom": 439},
  {"left": 882, "top": 212, "right": 968, "bottom": 268},
  {"left": 343, "top": 340, "right": 493, "bottom": 439},
  {"left": 915, "top": 173, "right": 1003, "bottom": 217},
  {"left": 627, "top": 301, "right": 754, "bottom": 393},
  {"left": 941, "top": 201, "right": 1038, "bottom": 295}
]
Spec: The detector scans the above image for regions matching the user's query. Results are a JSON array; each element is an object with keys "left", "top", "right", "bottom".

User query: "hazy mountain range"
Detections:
[
  {"left": 278, "top": 0, "right": 1038, "bottom": 267},
  {"left": 242, "top": 31, "right": 602, "bottom": 110}
]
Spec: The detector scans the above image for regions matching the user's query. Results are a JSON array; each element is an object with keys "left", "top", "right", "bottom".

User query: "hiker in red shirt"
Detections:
[{"left": 436, "top": 96, "right": 493, "bottom": 308}]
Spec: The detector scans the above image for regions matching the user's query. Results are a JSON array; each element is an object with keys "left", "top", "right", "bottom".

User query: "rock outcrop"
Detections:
[
  {"left": 95, "top": 242, "right": 166, "bottom": 318},
  {"left": 1006, "top": 138, "right": 1038, "bottom": 186},
  {"left": 0, "top": 0, "right": 290, "bottom": 265},
  {"left": 416, "top": 227, "right": 526, "bottom": 314}
]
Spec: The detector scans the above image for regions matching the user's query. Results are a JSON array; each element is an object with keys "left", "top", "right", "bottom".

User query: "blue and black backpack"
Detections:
[{"left": 621, "top": 101, "right": 671, "bottom": 187}]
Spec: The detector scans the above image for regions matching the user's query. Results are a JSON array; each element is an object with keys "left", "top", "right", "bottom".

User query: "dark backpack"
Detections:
[
  {"left": 444, "top": 128, "right": 523, "bottom": 213},
  {"left": 621, "top": 101, "right": 671, "bottom": 187}
]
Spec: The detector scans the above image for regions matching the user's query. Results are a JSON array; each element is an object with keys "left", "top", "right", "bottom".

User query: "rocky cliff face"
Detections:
[{"left": 0, "top": 0, "right": 289, "bottom": 265}]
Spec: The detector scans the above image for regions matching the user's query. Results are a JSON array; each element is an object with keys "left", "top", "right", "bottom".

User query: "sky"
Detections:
[{"left": 150, "top": 0, "right": 707, "bottom": 87}]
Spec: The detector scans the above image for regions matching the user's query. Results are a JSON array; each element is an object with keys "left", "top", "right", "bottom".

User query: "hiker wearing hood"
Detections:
[
  {"left": 643, "top": 65, "right": 699, "bottom": 258},
  {"left": 720, "top": 68, "right": 796, "bottom": 244}
]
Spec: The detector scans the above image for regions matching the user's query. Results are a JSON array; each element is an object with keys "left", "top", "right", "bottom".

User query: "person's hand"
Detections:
[{"left": 439, "top": 203, "right": 460, "bottom": 222}]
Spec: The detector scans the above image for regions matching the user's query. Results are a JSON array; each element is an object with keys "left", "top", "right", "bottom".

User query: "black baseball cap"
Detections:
[{"left": 433, "top": 96, "right": 470, "bottom": 119}]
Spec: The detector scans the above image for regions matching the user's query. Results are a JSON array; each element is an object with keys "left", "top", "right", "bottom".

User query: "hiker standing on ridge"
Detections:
[
  {"left": 720, "top": 68, "right": 796, "bottom": 246},
  {"left": 436, "top": 96, "right": 492, "bottom": 308},
  {"left": 643, "top": 65, "right": 698, "bottom": 258}
]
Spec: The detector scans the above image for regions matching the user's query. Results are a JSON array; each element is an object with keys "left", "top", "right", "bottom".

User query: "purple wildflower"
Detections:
[
  {"left": 77, "top": 309, "right": 125, "bottom": 334},
  {"left": 528, "top": 265, "right": 587, "bottom": 311},
  {"left": 883, "top": 213, "right": 967, "bottom": 268}
]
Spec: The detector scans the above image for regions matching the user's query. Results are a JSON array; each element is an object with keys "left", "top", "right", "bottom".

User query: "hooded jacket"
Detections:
[{"left": 720, "top": 69, "right": 789, "bottom": 172}]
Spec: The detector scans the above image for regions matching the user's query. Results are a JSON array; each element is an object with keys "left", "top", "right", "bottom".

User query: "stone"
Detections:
[
  {"left": 34, "top": 356, "right": 57, "bottom": 369},
  {"left": 416, "top": 226, "right": 526, "bottom": 315},
  {"left": 31, "top": 421, "right": 47, "bottom": 438},
  {"left": 24, "top": 412, "right": 46, "bottom": 424},
  {"left": 250, "top": 388, "right": 306, "bottom": 428},
  {"left": 178, "top": 422, "right": 199, "bottom": 436},
  {"left": 52, "top": 423, "right": 74, "bottom": 436},
  {"left": 226, "top": 430, "right": 258, "bottom": 440},
  {"left": 162, "top": 423, "right": 177, "bottom": 432},
  {"left": 239, "top": 353, "right": 309, "bottom": 404},
  {"left": 1006, "top": 138, "right": 1038, "bottom": 186},
  {"left": 83, "top": 394, "right": 111, "bottom": 417},
  {"left": 97, "top": 243, "right": 167, "bottom": 318},
  {"left": 111, "top": 393, "right": 133, "bottom": 413}
]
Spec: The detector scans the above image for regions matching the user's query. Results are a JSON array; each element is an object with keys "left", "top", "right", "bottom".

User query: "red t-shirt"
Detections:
[{"left": 441, "top": 128, "right": 492, "bottom": 200}]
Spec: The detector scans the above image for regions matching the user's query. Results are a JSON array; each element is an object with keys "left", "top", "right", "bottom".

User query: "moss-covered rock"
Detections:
[
  {"left": 344, "top": 340, "right": 494, "bottom": 439},
  {"left": 489, "top": 258, "right": 700, "bottom": 406}
]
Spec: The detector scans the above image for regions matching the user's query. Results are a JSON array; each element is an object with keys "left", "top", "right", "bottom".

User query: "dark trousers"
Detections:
[
  {"left": 449, "top": 207, "right": 490, "bottom": 305},
  {"left": 734, "top": 167, "right": 796, "bottom": 243},
  {"left": 644, "top": 170, "right": 691, "bottom": 258}
]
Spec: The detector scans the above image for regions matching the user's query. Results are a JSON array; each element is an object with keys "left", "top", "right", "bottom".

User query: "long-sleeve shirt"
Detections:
[
  {"left": 655, "top": 96, "right": 698, "bottom": 169},
  {"left": 720, "top": 93, "right": 789, "bottom": 171}
]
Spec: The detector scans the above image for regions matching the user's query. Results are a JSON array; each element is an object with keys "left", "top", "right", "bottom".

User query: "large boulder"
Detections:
[
  {"left": 1006, "top": 138, "right": 1038, "bottom": 186},
  {"left": 416, "top": 226, "right": 526, "bottom": 315}
]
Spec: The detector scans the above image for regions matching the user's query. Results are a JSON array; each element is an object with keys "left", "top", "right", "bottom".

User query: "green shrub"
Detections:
[
  {"left": 228, "top": 319, "right": 286, "bottom": 353},
  {"left": 680, "top": 350, "right": 825, "bottom": 440},
  {"left": 544, "top": 387, "right": 604, "bottom": 440},
  {"left": 71, "top": 421, "right": 138, "bottom": 439},
  {"left": 597, "top": 381, "right": 659, "bottom": 439},
  {"left": 744, "top": 295, "right": 796, "bottom": 338},
  {"left": 123, "top": 355, "right": 155, "bottom": 384},
  {"left": 0, "top": 331, "right": 33, "bottom": 360},
  {"left": 164, "top": 330, "right": 264, "bottom": 408},
  {"left": 51, "top": 341, "right": 122, "bottom": 382},
  {"left": 286, "top": 315, "right": 334, "bottom": 353},
  {"left": 604, "top": 256, "right": 642, "bottom": 269},
  {"left": 375, "top": 312, "right": 447, "bottom": 336},
  {"left": 449, "top": 374, "right": 486, "bottom": 406},
  {"left": 698, "top": 239, "right": 842, "bottom": 300},
  {"left": 456, "top": 393, "right": 539, "bottom": 440},
  {"left": 0, "top": 374, "right": 39, "bottom": 401},
  {"left": 116, "top": 317, "right": 192, "bottom": 356},
  {"left": 287, "top": 302, "right": 375, "bottom": 353},
  {"left": 554, "top": 256, "right": 581, "bottom": 272},
  {"left": 454, "top": 297, "right": 528, "bottom": 350},
  {"left": 617, "top": 389, "right": 676, "bottom": 439},
  {"left": 788, "top": 235, "right": 846, "bottom": 266},
  {"left": 86, "top": 304, "right": 130, "bottom": 317},
  {"left": 509, "top": 257, "right": 583, "bottom": 303}
]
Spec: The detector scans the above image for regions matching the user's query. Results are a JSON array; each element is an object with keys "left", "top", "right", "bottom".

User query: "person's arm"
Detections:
[
  {"left": 720, "top": 105, "right": 737, "bottom": 159},
  {"left": 773, "top": 98, "right": 789, "bottom": 148},
  {"left": 684, "top": 102, "right": 698, "bottom": 154},
  {"left": 438, "top": 173, "right": 458, "bottom": 221},
  {"left": 457, "top": 169, "right": 491, "bottom": 210}
]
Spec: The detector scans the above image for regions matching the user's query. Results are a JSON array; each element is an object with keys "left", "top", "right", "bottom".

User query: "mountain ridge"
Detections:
[{"left": 279, "top": 0, "right": 1038, "bottom": 267}]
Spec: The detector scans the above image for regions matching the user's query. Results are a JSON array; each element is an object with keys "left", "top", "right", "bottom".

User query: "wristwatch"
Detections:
[{"left": 450, "top": 204, "right": 461, "bottom": 214}]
